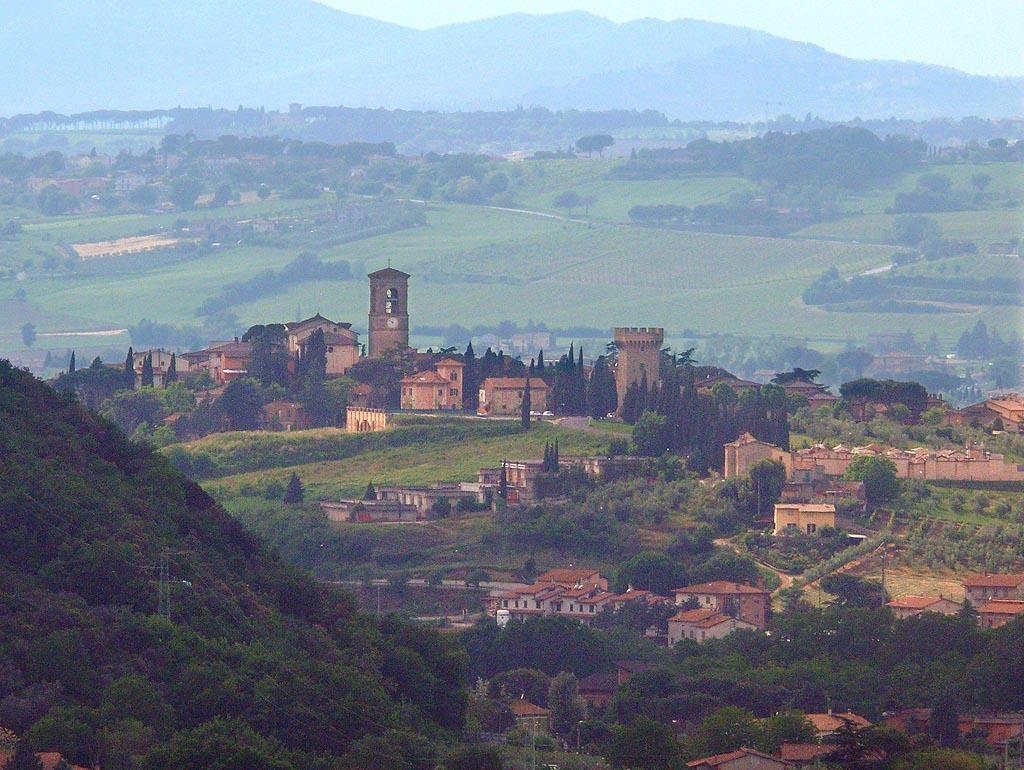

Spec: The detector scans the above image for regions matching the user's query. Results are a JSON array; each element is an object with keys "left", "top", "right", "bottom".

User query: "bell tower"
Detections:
[{"left": 368, "top": 267, "right": 410, "bottom": 358}]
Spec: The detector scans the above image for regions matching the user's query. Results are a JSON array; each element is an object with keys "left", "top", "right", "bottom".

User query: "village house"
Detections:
[
  {"left": 478, "top": 376, "right": 549, "bottom": 416},
  {"left": 686, "top": 747, "right": 791, "bottom": 769},
  {"left": 672, "top": 581, "right": 770, "bottom": 630},
  {"left": 885, "top": 595, "right": 962, "bottom": 620},
  {"left": 775, "top": 743, "right": 836, "bottom": 767},
  {"left": 285, "top": 313, "right": 360, "bottom": 377},
  {"left": 262, "top": 400, "right": 310, "bottom": 431},
  {"left": 493, "top": 568, "right": 616, "bottom": 624},
  {"left": 962, "top": 573, "right": 1024, "bottom": 605},
  {"left": 950, "top": 394, "right": 1024, "bottom": 432},
  {"left": 184, "top": 339, "right": 252, "bottom": 384},
  {"left": 773, "top": 503, "right": 836, "bottom": 535},
  {"left": 131, "top": 348, "right": 177, "bottom": 387},
  {"left": 400, "top": 358, "right": 463, "bottom": 410},
  {"left": 509, "top": 698, "right": 551, "bottom": 732},
  {"left": 978, "top": 599, "right": 1024, "bottom": 629},
  {"left": 804, "top": 711, "right": 871, "bottom": 739},
  {"left": 884, "top": 709, "right": 1024, "bottom": 749},
  {"left": 667, "top": 607, "right": 759, "bottom": 645}
]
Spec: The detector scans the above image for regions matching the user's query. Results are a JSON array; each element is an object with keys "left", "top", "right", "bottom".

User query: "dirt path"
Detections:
[{"left": 713, "top": 537, "right": 795, "bottom": 595}]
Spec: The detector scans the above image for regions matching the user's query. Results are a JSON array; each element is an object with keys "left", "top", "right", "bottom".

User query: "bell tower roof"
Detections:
[{"left": 368, "top": 267, "right": 410, "bottom": 280}]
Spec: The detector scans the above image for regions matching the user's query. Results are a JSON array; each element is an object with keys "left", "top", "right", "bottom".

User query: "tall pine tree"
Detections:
[
  {"left": 463, "top": 341, "right": 477, "bottom": 410},
  {"left": 165, "top": 352, "right": 177, "bottom": 383},
  {"left": 521, "top": 376, "right": 532, "bottom": 430}
]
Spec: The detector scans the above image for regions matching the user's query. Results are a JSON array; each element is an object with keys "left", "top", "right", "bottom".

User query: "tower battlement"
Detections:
[{"left": 614, "top": 327, "right": 664, "bottom": 348}]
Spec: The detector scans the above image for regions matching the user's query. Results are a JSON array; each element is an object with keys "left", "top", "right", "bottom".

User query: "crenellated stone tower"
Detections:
[{"left": 614, "top": 327, "right": 664, "bottom": 415}]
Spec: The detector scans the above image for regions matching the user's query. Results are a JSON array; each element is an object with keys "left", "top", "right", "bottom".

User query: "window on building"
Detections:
[
  {"left": 450, "top": 388, "right": 459, "bottom": 397},
  {"left": 807, "top": 523, "right": 817, "bottom": 534},
  {"left": 385, "top": 300, "right": 395, "bottom": 314},
  {"left": 386, "top": 288, "right": 398, "bottom": 299},
  {"left": 450, "top": 371, "right": 458, "bottom": 381}
]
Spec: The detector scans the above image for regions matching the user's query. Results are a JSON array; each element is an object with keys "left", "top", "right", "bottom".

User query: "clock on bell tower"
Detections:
[{"left": 367, "top": 267, "right": 410, "bottom": 358}]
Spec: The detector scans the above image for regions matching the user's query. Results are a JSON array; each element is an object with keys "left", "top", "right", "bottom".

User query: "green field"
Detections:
[
  {"left": 200, "top": 420, "right": 611, "bottom": 501},
  {"left": 2, "top": 157, "right": 1021, "bottom": 362}
]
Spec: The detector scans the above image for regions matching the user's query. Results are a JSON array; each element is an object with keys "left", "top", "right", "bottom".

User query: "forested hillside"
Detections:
[{"left": 0, "top": 360, "right": 468, "bottom": 769}]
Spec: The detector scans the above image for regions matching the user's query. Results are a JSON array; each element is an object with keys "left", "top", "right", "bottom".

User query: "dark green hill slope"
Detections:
[{"left": 0, "top": 360, "right": 466, "bottom": 769}]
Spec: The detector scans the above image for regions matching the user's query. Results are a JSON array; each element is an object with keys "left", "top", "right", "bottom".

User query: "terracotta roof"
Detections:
[
  {"left": 536, "top": 568, "right": 601, "bottom": 584},
  {"left": 434, "top": 358, "right": 464, "bottom": 368},
  {"left": 887, "top": 595, "right": 947, "bottom": 610},
  {"left": 777, "top": 743, "right": 835, "bottom": 762},
  {"left": 806, "top": 712, "right": 871, "bottom": 733},
  {"left": 481, "top": 376, "right": 550, "bottom": 390},
  {"left": 401, "top": 371, "right": 448, "bottom": 385},
  {"left": 673, "top": 581, "right": 769, "bottom": 596},
  {"left": 670, "top": 608, "right": 720, "bottom": 624},
  {"left": 509, "top": 699, "right": 550, "bottom": 717},
  {"left": 775, "top": 503, "right": 836, "bottom": 513},
  {"left": 285, "top": 313, "right": 338, "bottom": 331},
  {"left": 688, "top": 747, "right": 789, "bottom": 767},
  {"left": 207, "top": 341, "right": 252, "bottom": 356},
  {"left": 979, "top": 600, "right": 1024, "bottom": 615},
  {"left": 963, "top": 574, "right": 1024, "bottom": 588}
]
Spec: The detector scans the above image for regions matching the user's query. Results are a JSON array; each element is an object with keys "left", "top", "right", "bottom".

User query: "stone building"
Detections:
[
  {"left": 285, "top": 313, "right": 360, "bottom": 376},
  {"left": 613, "top": 327, "right": 663, "bottom": 415},
  {"left": 667, "top": 608, "right": 758, "bottom": 645},
  {"left": 723, "top": 432, "right": 793, "bottom": 478},
  {"left": 885, "top": 595, "right": 962, "bottom": 620},
  {"left": 262, "top": 400, "right": 310, "bottom": 431},
  {"left": 477, "top": 377, "right": 549, "bottom": 416},
  {"left": 367, "top": 267, "right": 410, "bottom": 358},
  {"left": 672, "top": 581, "right": 770, "bottom": 630}
]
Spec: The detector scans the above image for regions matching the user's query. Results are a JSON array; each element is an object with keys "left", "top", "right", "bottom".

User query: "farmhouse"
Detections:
[
  {"left": 886, "top": 595, "right": 962, "bottom": 620},
  {"left": 319, "top": 498, "right": 419, "bottom": 523},
  {"left": 978, "top": 600, "right": 1024, "bottom": 629},
  {"left": 262, "top": 400, "right": 310, "bottom": 431},
  {"left": 773, "top": 503, "right": 836, "bottom": 535},
  {"left": 950, "top": 394, "right": 1024, "bottom": 432},
  {"left": 962, "top": 573, "right": 1024, "bottom": 605}
]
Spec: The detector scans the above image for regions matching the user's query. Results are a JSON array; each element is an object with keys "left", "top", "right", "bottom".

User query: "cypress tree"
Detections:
[
  {"left": 636, "top": 373, "right": 650, "bottom": 417},
  {"left": 521, "top": 376, "right": 532, "bottom": 430},
  {"left": 165, "top": 353, "right": 177, "bottom": 383},
  {"left": 363, "top": 482, "right": 376, "bottom": 501},
  {"left": 536, "top": 349, "right": 545, "bottom": 376},
  {"left": 141, "top": 353, "right": 154, "bottom": 387},
  {"left": 543, "top": 442, "right": 551, "bottom": 471},
  {"left": 621, "top": 381, "right": 639, "bottom": 424},
  {"left": 68, "top": 351, "right": 76, "bottom": 377},
  {"left": 123, "top": 347, "right": 136, "bottom": 390},
  {"left": 498, "top": 462, "right": 508, "bottom": 499},
  {"left": 553, "top": 439, "right": 559, "bottom": 466},
  {"left": 463, "top": 342, "right": 477, "bottom": 410},
  {"left": 283, "top": 472, "right": 305, "bottom": 504}
]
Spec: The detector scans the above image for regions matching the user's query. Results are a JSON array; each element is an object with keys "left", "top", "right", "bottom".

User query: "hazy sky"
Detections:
[{"left": 317, "top": 0, "right": 1024, "bottom": 77}]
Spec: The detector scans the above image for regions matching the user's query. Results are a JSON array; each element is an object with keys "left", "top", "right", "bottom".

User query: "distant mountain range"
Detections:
[{"left": 2, "top": 0, "right": 1021, "bottom": 119}]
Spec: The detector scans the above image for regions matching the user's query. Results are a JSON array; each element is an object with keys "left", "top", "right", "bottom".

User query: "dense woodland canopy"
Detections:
[{"left": 0, "top": 361, "right": 469, "bottom": 770}]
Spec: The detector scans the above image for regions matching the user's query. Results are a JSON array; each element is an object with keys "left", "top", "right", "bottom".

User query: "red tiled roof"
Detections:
[
  {"left": 510, "top": 699, "right": 550, "bottom": 717},
  {"left": 963, "top": 573, "right": 1024, "bottom": 588},
  {"left": 673, "top": 581, "right": 768, "bottom": 596},
  {"left": 0, "top": 751, "right": 91, "bottom": 770},
  {"left": 806, "top": 712, "right": 871, "bottom": 733},
  {"left": 688, "top": 747, "right": 788, "bottom": 767},
  {"left": 979, "top": 600, "right": 1024, "bottom": 615},
  {"left": 778, "top": 743, "right": 835, "bottom": 761},
  {"left": 434, "top": 358, "right": 464, "bottom": 367},
  {"left": 536, "top": 568, "right": 601, "bottom": 584},
  {"left": 578, "top": 671, "right": 617, "bottom": 693},
  {"left": 401, "top": 371, "right": 447, "bottom": 385}
]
